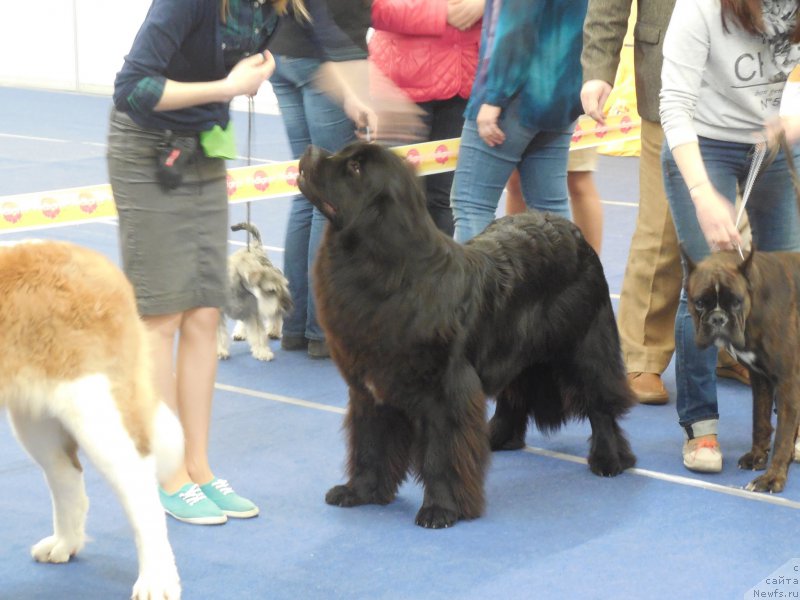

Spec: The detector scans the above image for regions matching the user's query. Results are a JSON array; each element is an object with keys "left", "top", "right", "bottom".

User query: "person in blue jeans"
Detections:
[
  {"left": 269, "top": 0, "right": 371, "bottom": 359},
  {"left": 661, "top": 0, "right": 800, "bottom": 473},
  {"left": 450, "top": 0, "right": 588, "bottom": 242}
]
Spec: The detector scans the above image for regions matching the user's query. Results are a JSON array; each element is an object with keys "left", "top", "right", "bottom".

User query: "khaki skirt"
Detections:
[{"left": 107, "top": 108, "right": 229, "bottom": 316}]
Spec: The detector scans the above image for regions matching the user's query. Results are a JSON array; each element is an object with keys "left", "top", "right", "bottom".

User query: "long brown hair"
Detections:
[
  {"left": 721, "top": 0, "right": 800, "bottom": 42},
  {"left": 219, "top": 0, "right": 308, "bottom": 23}
]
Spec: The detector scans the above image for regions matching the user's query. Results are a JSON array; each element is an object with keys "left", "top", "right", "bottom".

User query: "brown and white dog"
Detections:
[
  {"left": 683, "top": 247, "right": 800, "bottom": 493},
  {"left": 0, "top": 240, "right": 183, "bottom": 599}
]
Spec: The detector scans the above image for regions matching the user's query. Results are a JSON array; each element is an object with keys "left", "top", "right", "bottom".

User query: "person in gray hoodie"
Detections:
[{"left": 660, "top": 0, "right": 800, "bottom": 474}]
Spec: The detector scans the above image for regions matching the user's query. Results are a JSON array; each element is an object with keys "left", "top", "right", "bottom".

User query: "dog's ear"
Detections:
[
  {"left": 679, "top": 244, "right": 696, "bottom": 274},
  {"left": 739, "top": 242, "right": 756, "bottom": 277}
]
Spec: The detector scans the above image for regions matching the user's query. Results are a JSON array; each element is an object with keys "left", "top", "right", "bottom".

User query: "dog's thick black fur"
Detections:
[{"left": 298, "top": 141, "right": 636, "bottom": 528}]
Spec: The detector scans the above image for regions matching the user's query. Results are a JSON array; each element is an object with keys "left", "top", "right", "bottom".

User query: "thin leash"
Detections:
[
  {"left": 245, "top": 95, "right": 255, "bottom": 250},
  {"left": 735, "top": 134, "right": 800, "bottom": 260},
  {"left": 734, "top": 142, "right": 766, "bottom": 260},
  {"left": 360, "top": 111, "right": 372, "bottom": 143}
]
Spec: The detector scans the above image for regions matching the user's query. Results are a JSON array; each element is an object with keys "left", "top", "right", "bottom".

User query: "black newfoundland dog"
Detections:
[{"left": 298, "top": 141, "right": 635, "bottom": 528}]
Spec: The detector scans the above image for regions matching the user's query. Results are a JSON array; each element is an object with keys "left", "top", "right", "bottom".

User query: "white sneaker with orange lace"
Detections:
[{"left": 683, "top": 435, "right": 723, "bottom": 473}]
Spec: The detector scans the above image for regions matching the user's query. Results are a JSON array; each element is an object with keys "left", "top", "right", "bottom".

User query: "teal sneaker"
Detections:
[
  {"left": 159, "top": 483, "right": 227, "bottom": 525},
  {"left": 200, "top": 478, "right": 259, "bottom": 518}
]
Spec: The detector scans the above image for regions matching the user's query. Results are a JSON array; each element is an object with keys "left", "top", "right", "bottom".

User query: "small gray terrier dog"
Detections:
[{"left": 217, "top": 222, "right": 292, "bottom": 362}]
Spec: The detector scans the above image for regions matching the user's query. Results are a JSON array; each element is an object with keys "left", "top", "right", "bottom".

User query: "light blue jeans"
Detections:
[
  {"left": 451, "top": 96, "right": 572, "bottom": 243},
  {"left": 270, "top": 55, "right": 357, "bottom": 341},
  {"left": 663, "top": 136, "right": 800, "bottom": 438}
]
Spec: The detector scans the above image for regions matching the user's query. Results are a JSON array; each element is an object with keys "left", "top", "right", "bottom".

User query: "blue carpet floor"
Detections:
[{"left": 1, "top": 87, "right": 798, "bottom": 600}]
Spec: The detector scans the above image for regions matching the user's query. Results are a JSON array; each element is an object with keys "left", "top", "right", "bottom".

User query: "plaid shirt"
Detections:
[
  {"left": 220, "top": 0, "right": 278, "bottom": 70},
  {"left": 121, "top": 0, "right": 277, "bottom": 130}
]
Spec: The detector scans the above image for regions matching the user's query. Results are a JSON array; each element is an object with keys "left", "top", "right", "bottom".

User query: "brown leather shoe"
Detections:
[
  {"left": 627, "top": 372, "right": 669, "bottom": 405},
  {"left": 716, "top": 362, "right": 751, "bottom": 386}
]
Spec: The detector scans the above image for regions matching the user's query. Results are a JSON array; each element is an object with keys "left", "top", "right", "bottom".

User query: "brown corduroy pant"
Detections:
[{"left": 616, "top": 119, "right": 682, "bottom": 375}]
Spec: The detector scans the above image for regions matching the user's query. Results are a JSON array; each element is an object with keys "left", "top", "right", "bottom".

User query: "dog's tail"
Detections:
[{"left": 231, "top": 222, "right": 262, "bottom": 247}]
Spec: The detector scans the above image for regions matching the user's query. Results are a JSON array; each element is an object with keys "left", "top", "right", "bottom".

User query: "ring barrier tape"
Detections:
[{"left": 0, "top": 114, "right": 640, "bottom": 232}]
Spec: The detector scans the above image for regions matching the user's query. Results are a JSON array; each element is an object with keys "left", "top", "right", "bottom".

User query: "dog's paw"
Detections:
[
  {"left": 488, "top": 418, "right": 526, "bottom": 451},
  {"left": 489, "top": 432, "right": 526, "bottom": 451},
  {"left": 31, "top": 534, "right": 84, "bottom": 563},
  {"left": 132, "top": 571, "right": 181, "bottom": 600},
  {"left": 217, "top": 350, "right": 230, "bottom": 360},
  {"left": 414, "top": 505, "right": 459, "bottom": 529},
  {"left": 251, "top": 347, "right": 275, "bottom": 362},
  {"left": 325, "top": 485, "right": 368, "bottom": 507},
  {"left": 588, "top": 448, "right": 636, "bottom": 477},
  {"left": 746, "top": 472, "right": 787, "bottom": 494},
  {"left": 588, "top": 431, "right": 636, "bottom": 477},
  {"left": 738, "top": 451, "right": 768, "bottom": 471},
  {"left": 232, "top": 321, "right": 246, "bottom": 341}
]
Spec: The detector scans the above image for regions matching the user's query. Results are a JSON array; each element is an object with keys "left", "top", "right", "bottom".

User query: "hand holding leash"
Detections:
[
  {"left": 343, "top": 96, "right": 377, "bottom": 140},
  {"left": 692, "top": 184, "right": 742, "bottom": 252},
  {"left": 226, "top": 51, "right": 275, "bottom": 98}
]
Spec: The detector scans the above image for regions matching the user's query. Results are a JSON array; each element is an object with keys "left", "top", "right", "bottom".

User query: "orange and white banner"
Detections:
[{"left": 0, "top": 114, "right": 639, "bottom": 232}]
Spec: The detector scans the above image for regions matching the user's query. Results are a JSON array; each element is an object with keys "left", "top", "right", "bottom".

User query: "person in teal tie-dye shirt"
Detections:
[{"left": 451, "top": 0, "right": 588, "bottom": 242}]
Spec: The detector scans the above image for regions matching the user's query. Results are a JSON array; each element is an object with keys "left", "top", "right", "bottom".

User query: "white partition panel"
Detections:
[
  {"left": 0, "top": 1, "right": 78, "bottom": 90},
  {"left": 0, "top": 0, "right": 278, "bottom": 112},
  {"left": 75, "top": 0, "right": 151, "bottom": 93}
]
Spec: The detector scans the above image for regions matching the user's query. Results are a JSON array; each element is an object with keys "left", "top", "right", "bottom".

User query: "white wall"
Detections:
[
  {"left": 0, "top": 0, "right": 148, "bottom": 92},
  {"left": 0, "top": 0, "right": 277, "bottom": 111}
]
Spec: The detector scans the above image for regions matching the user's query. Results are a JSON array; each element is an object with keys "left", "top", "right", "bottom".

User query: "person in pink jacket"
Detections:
[{"left": 370, "top": 0, "right": 484, "bottom": 236}]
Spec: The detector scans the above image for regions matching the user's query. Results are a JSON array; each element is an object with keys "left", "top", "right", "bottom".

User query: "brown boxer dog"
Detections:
[{"left": 683, "top": 246, "right": 800, "bottom": 493}]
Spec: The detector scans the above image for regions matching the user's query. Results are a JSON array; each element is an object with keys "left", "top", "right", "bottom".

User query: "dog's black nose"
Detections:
[{"left": 709, "top": 311, "right": 728, "bottom": 328}]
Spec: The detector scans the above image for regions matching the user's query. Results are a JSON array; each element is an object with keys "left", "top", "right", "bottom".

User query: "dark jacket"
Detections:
[
  {"left": 269, "top": 0, "right": 371, "bottom": 61},
  {"left": 113, "top": 0, "right": 277, "bottom": 132}
]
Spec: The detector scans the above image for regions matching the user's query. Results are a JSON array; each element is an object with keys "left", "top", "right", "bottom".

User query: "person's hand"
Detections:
[
  {"left": 692, "top": 183, "right": 742, "bottom": 251},
  {"left": 447, "top": 0, "right": 484, "bottom": 31},
  {"left": 342, "top": 93, "right": 378, "bottom": 139},
  {"left": 476, "top": 104, "right": 504, "bottom": 147},
  {"left": 766, "top": 115, "right": 800, "bottom": 147},
  {"left": 315, "top": 60, "right": 424, "bottom": 143},
  {"left": 580, "top": 79, "right": 613, "bottom": 125},
  {"left": 226, "top": 51, "right": 275, "bottom": 98}
]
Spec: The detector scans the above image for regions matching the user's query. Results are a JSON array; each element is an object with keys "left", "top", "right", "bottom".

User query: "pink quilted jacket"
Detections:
[{"left": 369, "top": 0, "right": 481, "bottom": 103}]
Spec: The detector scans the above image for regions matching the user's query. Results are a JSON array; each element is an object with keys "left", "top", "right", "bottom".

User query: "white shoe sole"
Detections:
[
  {"left": 164, "top": 509, "right": 228, "bottom": 525},
  {"left": 222, "top": 507, "right": 260, "bottom": 518}
]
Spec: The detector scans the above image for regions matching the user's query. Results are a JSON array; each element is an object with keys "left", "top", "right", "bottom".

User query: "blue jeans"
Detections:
[
  {"left": 270, "top": 55, "right": 357, "bottom": 341},
  {"left": 451, "top": 96, "right": 572, "bottom": 243},
  {"left": 663, "top": 136, "right": 800, "bottom": 438}
]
